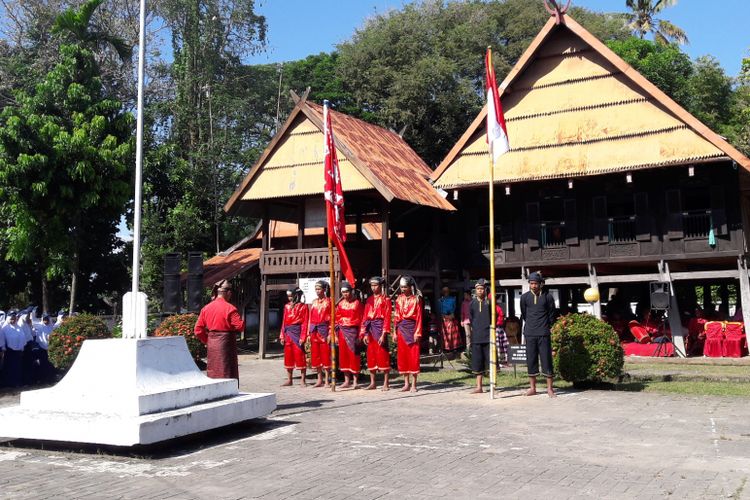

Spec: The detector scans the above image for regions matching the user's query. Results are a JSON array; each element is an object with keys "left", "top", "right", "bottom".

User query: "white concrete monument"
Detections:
[{"left": 0, "top": 0, "right": 276, "bottom": 446}]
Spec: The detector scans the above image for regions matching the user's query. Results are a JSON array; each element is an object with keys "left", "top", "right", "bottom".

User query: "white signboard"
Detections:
[{"left": 298, "top": 277, "right": 330, "bottom": 304}]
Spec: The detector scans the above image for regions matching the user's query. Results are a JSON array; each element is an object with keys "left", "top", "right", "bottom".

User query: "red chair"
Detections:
[
  {"left": 628, "top": 320, "right": 651, "bottom": 344},
  {"left": 722, "top": 322, "right": 748, "bottom": 358},
  {"left": 703, "top": 321, "right": 724, "bottom": 357}
]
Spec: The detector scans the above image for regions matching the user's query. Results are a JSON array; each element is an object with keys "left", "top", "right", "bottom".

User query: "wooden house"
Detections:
[
  {"left": 224, "top": 93, "right": 454, "bottom": 356},
  {"left": 430, "top": 13, "right": 750, "bottom": 352}
]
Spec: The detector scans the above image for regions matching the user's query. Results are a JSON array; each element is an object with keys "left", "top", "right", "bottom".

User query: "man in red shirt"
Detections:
[
  {"left": 361, "top": 276, "right": 392, "bottom": 391},
  {"left": 194, "top": 279, "right": 245, "bottom": 381}
]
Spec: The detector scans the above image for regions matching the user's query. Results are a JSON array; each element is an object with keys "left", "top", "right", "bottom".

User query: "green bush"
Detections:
[
  {"left": 48, "top": 314, "right": 113, "bottom": 371},
  {"left": 551, "top": 313, "right": 624, "bottom": 383},
  {"left": 152, "top": 314, "right": 206, "bottom": 365}
]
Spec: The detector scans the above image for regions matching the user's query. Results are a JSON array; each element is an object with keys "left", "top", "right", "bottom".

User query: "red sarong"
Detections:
[
  {"left": 366, "top": 340, "right": 391, "bottom": 371},
  {"left": 311, "top": 339, "right": 331, "bottom": 369},
  {"left": 207, "top": 331, "right": 239, "bottom": 381},
  {"left": 441, "top": 316, "right": 462, "bottom": 351},
  {"left": 338, "top": 329, "right": 361, "bottom": 373},
  {"left": 397, "top": 333, "right": 420, "bottom": 374}
]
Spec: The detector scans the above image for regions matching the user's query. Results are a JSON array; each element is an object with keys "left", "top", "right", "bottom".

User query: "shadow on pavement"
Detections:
[{"left": 0, "top": 417, "right": 298, "bottom": 460}]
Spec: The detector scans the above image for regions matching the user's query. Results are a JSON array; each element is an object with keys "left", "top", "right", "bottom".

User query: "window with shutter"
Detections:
[
  {"left": 592, "top": 196, "right": 608, "bottom": 244},
  {"left": 634, "top": 192, "right": 651, "bottom": 242},
  {"left": 665, "top": 189, "right": 684, "bottom": 239},
  {"left": 710, "top": 185, "right": 727, "bottom": 236},
  {"left": 526, "top": 202, "right": 540, "bottom": 249},
  {"left": 564, "top": 199, "right": 578, "bottom": 245}
]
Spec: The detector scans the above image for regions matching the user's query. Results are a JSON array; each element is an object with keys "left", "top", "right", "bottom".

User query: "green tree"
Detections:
[
  {"left": 0, "top": 40, "right": 133, "bottom": 313},
  {"left": 625, "top": 0, "right": 688, "bottom": 45},
  {"left": 727, "top": 54, "right": 750, "bottom": 157},
  {"left": 608, "top": 36, "right": 693, "bottom": 108}
]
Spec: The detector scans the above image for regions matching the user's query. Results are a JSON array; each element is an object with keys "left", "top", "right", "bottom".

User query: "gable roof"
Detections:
[
  {"left": 431, "top": 15, "right": 750, "bottom": 189},
  {"left": 225, "top": 96, "right": 454, "bottom": 213}
]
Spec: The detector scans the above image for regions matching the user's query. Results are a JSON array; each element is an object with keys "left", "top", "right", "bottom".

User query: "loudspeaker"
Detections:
[
  {"left": 650, "top": 282, "right": 670, "bottom": 310},
  {"left": 187, "top": 252, "right": 204, "bottom": 275},
  {"left": 164, "top": 252, "right": 181, "bottom": 275},
  {"left": 163, "top": 274, "right": 182, "bottom": 313},
  {"left": 187, "top": 274, "right": 204, "bottom": 313}
]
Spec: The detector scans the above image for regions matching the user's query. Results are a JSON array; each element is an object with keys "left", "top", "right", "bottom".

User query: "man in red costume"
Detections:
[
  {"left": 336, "top": 281, "right": 363, "bottom": 389},
  {"left": 308, "top": 280, "right": 332, "bottom": 387},
  {"left": 361, "top": 276, "right": 392, "bottom": 391},
  {"left": 395, "top": 275, "right": 422, "bottom": 392},
  {"left": 194, "top": 279, "right": 244, "bottom": 381},
  {"left": 279, "top": 286, "right": 309, "bottom": 387}
]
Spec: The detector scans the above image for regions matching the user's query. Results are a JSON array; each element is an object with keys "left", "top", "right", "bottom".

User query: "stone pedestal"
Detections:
[{"left": 0, "top": 337, "right": 276, "bottom": 446}]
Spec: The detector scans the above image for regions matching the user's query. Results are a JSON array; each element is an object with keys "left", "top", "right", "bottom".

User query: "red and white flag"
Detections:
[
  {"left": 485, "top": 47, "right": 510, "bottom": 161},
  {"left": 323, "top": 101, "right": 356, "bottom": 286}
]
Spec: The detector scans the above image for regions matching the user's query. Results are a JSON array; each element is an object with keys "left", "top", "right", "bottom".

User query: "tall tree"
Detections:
[
  {"left": 625, "top": 0, "right": 688, "bottom": 45},
  {"left": 0, "top": 21, "right": 133, "bottom": 313}
]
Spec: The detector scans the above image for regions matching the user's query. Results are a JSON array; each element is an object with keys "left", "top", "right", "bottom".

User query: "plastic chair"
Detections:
[
  {"left": 628, "top": 320, "right": 651, "bottom": 344},
  {"left": 722, "top": 322, "right": 748, "bottom": 358},
  {"left": 702, "top": 321, "right": 724, "bottom": 358}
]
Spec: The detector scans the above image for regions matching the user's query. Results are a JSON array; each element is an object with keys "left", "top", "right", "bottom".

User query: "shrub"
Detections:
[
  {"left": 551, "top": 313, "right": 624, "bottom": 383},
  {"left": 152, "top": 314, "right": 206, "bottom": 365},
  {"left": 48, "top": 314, "right": 112, "bottom": 371}
]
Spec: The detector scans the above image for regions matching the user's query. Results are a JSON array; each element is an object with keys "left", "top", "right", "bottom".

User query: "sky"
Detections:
[{"left": 248, "top": 0, "right": 749, "bottom": 76}]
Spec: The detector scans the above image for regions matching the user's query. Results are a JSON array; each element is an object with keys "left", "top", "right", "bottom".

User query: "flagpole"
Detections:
[
  {"left": 328, "top": 233, "right": 337, "bottom": 392},
  {"left": 489, "top": 141, "right": 497, "bottom": 401}
]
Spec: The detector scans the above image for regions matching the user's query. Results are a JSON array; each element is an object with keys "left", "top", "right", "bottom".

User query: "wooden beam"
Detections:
[
  {"left": 297, "top": 200, "right": 305, "bottom": 250},
  {"left": 737, "top": 257, "right": 750, "bottom": 336},
  {"left": 588, "top": 264, "right": 601, "bottom": 319},
  {"left": 389, "top": 268, "right": 436, "bottom": 278},
  {"left": 261, "top": 207, "right": 270, "bottom": 252},
  {"left": 659, "top": 261, "right": 685, "bottom": 357},
  {"left": 670, "top": 270, "right": 738, "bottom": 280},
  {"left": 381, "top": 201, "right": 390, "bottom": 279}
]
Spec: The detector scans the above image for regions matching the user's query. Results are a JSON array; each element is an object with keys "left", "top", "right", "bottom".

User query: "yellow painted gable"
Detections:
[
  {"left": 241, "top": 116, "right": 373, "bottom": 200},
  {"left": 434, "top": 28, "right": 727, "bottom": 189}
]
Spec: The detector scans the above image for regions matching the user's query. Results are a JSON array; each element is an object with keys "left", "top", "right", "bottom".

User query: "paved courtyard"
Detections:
[{"left": 1, "top": 355, "right": 749, "bottom": 499}]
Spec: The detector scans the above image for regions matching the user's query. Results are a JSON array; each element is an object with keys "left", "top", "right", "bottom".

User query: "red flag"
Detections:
[
  {"left": 485, "top": 47, "right": 510, "bottom": 161},
  {"left": 323, "top": 101, "right": 356, "bottom": 286}
]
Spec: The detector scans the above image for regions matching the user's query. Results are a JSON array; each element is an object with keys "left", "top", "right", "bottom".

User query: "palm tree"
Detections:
[
  {"left": 52, "top": 0, "right": 132, "bottom": 62},
  {"left": 625, "top": 0, "right": 688, "bottom": 45}
]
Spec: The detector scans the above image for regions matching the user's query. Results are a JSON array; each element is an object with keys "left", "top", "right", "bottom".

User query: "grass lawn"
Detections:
[{"left": 399, "top": 358, "right": 750, "bottom": 397}]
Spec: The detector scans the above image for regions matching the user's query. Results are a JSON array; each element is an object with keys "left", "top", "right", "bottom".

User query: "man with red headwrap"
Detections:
[{"left": 194, "top": 279, "right": 244, "bottom": 381}]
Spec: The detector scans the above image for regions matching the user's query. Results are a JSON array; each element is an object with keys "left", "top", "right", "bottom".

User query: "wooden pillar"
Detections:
[
  {"left": 702, "top": 284, "right": 712, "bottom": 313},
  {"left": 259, "top": 208, "right": 270, "bottom": 358},
  {"left": 432, "top": 212, "right": 441, "bottom": 310},
  {"left": 297, "top": 201, "right": 305, "bottom": 250},
  {"left": 720, "top": 283, "right": 730, "bottom": 317},
  {"left": 381, "top": 201, "right": 390, "bottom": 281},
  {"left": 588, "top": 263, "right": 602, "bottom": 319},
  {"left": 258, "top": 276, "right": 268, "bottom": 359},
  {"left": 356, "top": 211, "right": 363, "bottom": 243}
]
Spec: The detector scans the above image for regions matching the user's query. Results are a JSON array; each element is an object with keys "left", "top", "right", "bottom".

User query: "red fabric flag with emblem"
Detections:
[
  {"left": 485, "top": 47, "right": 510, "bottom": 161},
  {"left": 323, "top": 101, "right": 356, "bottom": 286}
]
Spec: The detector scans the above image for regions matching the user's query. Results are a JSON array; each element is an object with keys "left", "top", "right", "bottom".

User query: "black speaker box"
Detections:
[
  {"left": 163, "top": 274, "right": 182, "bottom": 313},
  {"left": 650, "top": 281, "right": 670, "bottom": 310},
  {"left": 187, "top": 274, "right": 204, "bottom": 312},
  {"left": 187, "top": 252, "right": 204, "bottom": 275},
  {"left": 164, "top": 252, "right": 181, "bottom": 275}
]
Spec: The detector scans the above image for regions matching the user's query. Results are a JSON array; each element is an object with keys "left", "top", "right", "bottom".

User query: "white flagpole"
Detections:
[{"left": 489, "top": 142, "right": 497, "bottom": 400}]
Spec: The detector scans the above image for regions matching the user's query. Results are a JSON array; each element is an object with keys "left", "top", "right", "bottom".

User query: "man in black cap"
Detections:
[
  {"left": 468, "top": 279, "right": 492, "bottom": 393},
  {"left": 520, "top": 271, "right": 557, "bottom": 397}
]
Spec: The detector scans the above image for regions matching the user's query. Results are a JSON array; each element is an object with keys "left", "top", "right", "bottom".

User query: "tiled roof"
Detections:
[
  {"left": 201, "top": 248, "right": 262, "bottom": 287},
  {"left": 225, "top": 97, "right": 455, "bottom": 212},
  {"left": 432, "top": 16, "right": 750, "bottom": 189}
]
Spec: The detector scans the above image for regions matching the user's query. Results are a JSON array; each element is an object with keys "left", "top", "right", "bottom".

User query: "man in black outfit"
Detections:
[
  {"left": 521, "top": 272, "right": 557, "bottom": 397},
  {"left": 469, "top": 279, "right": 491, "bottom": 394}
]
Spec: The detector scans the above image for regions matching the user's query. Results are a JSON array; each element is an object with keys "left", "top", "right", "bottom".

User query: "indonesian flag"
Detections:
[
  {"left": 323, "top": 101, "right": 356, "bottom": 286},
  {"left": 485, "top": 47, "right": 510, "bottom": 161}
]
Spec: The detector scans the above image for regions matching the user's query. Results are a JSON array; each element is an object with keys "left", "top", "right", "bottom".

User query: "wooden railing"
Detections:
[
  {"left": 260, "top": 248, "right": 339, "bottom": 275},
  {"left": 540, "top": 222, "right": 566, "bottom": 248},
  {"left": 608, "top": 216, "right": 636, "bottom": 243},
  {"left": 683, "top": 210, "right": 712, "bottom": 238}
]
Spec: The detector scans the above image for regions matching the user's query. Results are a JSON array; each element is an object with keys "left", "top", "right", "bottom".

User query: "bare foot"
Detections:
[
  {"left": 364, "top": 384, "right": 376, "bottom": 390},
  {"left": 547, "top": 389, "right": 557, "bottom": 398},
  {"left": 312, "top": 381, "right": 324, "bottom": 388},
  {"left": 340, "top": 382, "right": 351, "bottom": 389},
  {"left": 524, "top": 388, "right": 537, "bottom": 396},
  {"left": 382, "top": 385, "right": 390, "bottom": 392},
  {"left": 280, "top": 381, "right": 293, "bottom": 387},
  {"left": 470, "top": 387, "right": 483, "bottom": 394},
  {"left": 410, "top": 385, "right": 418, "bottom": 393},
  {"left": 399, "top": 385, "right": 410, "bottom": 392},
  {"left": 301, "top": 381, "right": 308, "bottom": 388}
]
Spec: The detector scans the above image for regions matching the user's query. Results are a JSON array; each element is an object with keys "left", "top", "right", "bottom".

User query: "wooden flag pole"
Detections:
[
  {"left": 328, "top": 235, "right": 337, "bottom": 392},
  {"left": 489, "top": 142, "right": 497, "bottom": 400}
]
